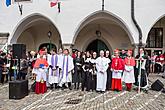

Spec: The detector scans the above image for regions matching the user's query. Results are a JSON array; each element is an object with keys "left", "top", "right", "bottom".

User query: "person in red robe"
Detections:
[
  {"left": 111, "top": 49, "right": 124, "bottom": 91},
  {"left": 122, "top": 50, "right": 135, "bottom": 91},
  {"left": 33, "top": 50, "right": 48, "bottom": 94}
]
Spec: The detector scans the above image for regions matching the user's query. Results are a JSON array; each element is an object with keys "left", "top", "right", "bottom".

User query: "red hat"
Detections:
[
  {"left": 114, "top": 49, "right": 119, "bottom": 54},
  {"left": 127, "top": 49, "right": 132, "bottom": 55},
  {"left": 39, "top": 49, "right": 45, "bottom": 55}
]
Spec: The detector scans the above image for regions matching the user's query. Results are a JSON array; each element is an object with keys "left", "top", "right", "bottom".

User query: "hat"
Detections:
[
  {"left": 127, "top": 49, "right": 132, "bottom": 55},
  {"left": 39, "top": 49, "right": 45, "bottom": 55},
  {"left": 114, "top": 49, "right": 119, "bottom": 54}
]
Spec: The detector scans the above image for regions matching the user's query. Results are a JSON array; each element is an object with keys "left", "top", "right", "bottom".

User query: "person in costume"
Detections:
[
  {"left": 96, "top": 50, "right": 110, "bottom": 93},
  {"left": 111, "top": 49, "right": 124, "bottom": 91},
  {"left": 134, "top": 48, "right": 149, "bottom": 90},
  {"left": 58, "top": 49, "right": 74, "bottom": 90},
  {"left": 122, "top": 50, "right": 135, "bottom": 91},
  {"left": 47, "top": 49, "right": 60, "bottom": 90},
  {"left": 33, "top": 50, "right": 48, "bottom": 94}
]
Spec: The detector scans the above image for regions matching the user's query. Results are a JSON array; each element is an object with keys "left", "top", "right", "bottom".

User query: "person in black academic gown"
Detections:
[
  {"left": 105, "top": 51, "right": 112, "bottom": 90},
  {"left": 91, "top": 52, "right": 97, "bottom": 91},
  {"left": 81, "top": 51, "right": 91, "bottom": 91},
  {"left": 73, "top": 51, "right": 83, "bottom": 90}
]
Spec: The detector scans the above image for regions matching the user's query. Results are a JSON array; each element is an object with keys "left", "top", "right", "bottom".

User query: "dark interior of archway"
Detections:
[
  {"left": 39, "top": 43, "right": 57, "bottom": 52},
  {"left": 86, "top": 39, "right": 109, "bottom": 54}
]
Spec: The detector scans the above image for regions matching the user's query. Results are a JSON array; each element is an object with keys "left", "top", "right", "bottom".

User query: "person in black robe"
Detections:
[
  {"left": 81, "top": 51, "right": 91, "bottom": 91},
  {"left": 134, "top": 48, "right": 149, "bottom": 89},
  {"left": 91, "top": 52, "right": 97, "bottom": 91},
  {"left": 73, "top": 51, "right": 83, "bottom": 90},
  {"left": 105, "top": 51, "right": 112, "bottom": 90}
]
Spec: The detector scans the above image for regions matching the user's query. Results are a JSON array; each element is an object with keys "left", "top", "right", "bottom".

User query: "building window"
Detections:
[
  {"left": 146, "top": 28, "right": 163, "bottom": 48},
  {"left": 14, "top": 0, "right": 31, "bottom": 2}
]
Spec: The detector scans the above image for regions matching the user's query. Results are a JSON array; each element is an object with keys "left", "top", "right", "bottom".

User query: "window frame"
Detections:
[{"left": 146, "top": 27, "right": 163, "bottom": 48}]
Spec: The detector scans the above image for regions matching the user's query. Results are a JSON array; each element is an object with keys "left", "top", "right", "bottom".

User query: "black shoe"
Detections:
[
  {"left": 56, "top": 86, "right": 60, "bottom": 89},
  {"left": 50, "top": 84, "right": 53, "bottom": 90},
  {"left": 100, "top": 91, "right": 105, "bottom": 93},
  {"left": 86, "top": 89, "right": 90, "bottom": 92},
  {"left": 61, "top": 87, "right": 64, "bottom": 90},
  {"left": 96, "top": 90, "right": 101, "bottom": 93},
  {"left": 54, "top": 83, "right": 58, "bottom": 89}
]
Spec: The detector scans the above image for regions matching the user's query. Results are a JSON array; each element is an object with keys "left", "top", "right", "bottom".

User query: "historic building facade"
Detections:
[{"left": 0, "top": 0, "right": 165, "bottom": 55}]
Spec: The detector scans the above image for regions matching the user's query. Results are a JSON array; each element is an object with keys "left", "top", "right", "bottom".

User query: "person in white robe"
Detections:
[
  {"left": 96, "top": 50, "right": 110, "bottom": 93},
  {"left": 58, "top": 49, "right": 74, "bottom": 90}
]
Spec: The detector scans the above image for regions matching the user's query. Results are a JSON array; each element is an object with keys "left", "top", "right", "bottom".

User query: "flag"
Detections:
[
  {"left": 6, "top": 0, "right": 11, "bottom": 7},
  {"left": 50, "top": 0, "right": 58, "bottom": 7}
]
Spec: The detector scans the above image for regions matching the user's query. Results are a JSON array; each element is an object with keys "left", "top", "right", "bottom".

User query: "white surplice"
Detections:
[
  {"left": 58, "top": 55, "right": 74, "bottom": 86},
  {"left": 32, "top": 68, "right": 47, "bottom": 82},
  {"left": 47, "top": 54, "right": 60, "bottom": 84},
  {"left": 122, "top": 65, "right": 135, "bottom": 83}
]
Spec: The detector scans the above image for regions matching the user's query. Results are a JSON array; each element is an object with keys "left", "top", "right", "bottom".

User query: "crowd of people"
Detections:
[{"left": 0, "top": 47, "right": 165, "bottom": 95}]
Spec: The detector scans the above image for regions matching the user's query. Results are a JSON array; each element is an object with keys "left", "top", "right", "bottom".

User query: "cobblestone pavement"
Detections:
[{"left": 0, "top": 74, "right": 165, "bottom": 110}]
